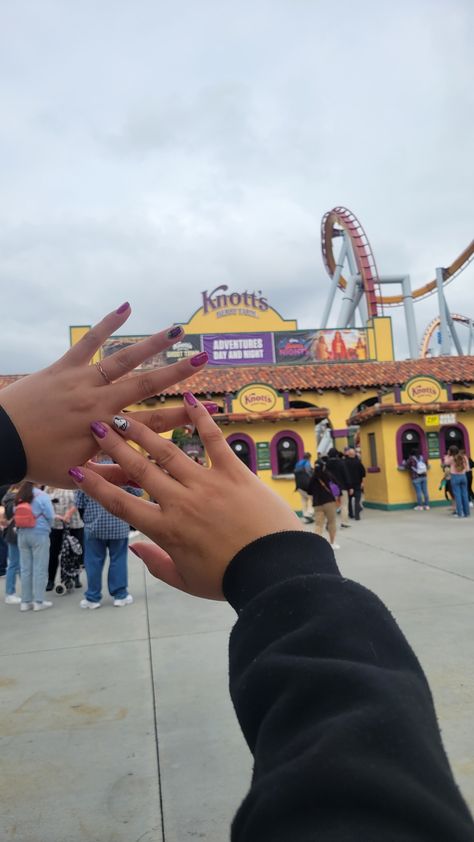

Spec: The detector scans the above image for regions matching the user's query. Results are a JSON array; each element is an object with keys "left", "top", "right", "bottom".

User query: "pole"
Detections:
[
  {"left": 320, "top": 236, "right": 348, "bottom": 328},
  {"left": 436, "top": 267, "right": 451, "bottom": 355},
  {"left": 401, "top": 275, "right": 418, "bottom": 358}
]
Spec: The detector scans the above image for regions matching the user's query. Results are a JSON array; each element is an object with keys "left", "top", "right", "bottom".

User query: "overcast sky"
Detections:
[{"left": 1, "top": 0, "right": 473, "bottom": 372}]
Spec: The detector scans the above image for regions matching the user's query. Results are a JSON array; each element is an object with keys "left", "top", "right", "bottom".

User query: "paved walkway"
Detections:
[{"left": 1, "top": 507, "right": 473, "bottom": 841}]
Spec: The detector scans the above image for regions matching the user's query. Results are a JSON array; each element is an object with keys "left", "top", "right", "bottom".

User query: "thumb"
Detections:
[{"left": 129, "top": 542, "right": 190, "bottom": 594}]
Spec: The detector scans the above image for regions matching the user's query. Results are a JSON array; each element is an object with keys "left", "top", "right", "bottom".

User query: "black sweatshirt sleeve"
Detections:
[
  {"left": 0, "top": 404, "right": 27, "bottom": 483},
  {"left": 223, "top": 532, "right": 474, "bottom": 842}
]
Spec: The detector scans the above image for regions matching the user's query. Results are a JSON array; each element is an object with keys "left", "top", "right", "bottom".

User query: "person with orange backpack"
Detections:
[{"left": 15, "top": 481, "right": 55, "bottom": 611}]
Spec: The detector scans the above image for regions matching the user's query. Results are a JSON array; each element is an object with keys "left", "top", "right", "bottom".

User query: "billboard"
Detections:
[
  {"left": 203, "top": 333, "right": 275, "bottom": 366},
  {"left": 274, "top": 329, "right": 369, "bottom": 364}
]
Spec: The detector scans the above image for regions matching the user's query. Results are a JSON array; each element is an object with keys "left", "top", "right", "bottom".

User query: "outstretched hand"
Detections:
[
  {"left": 0, "top": 304, "right": 208, "bottom": 487},
  {"left": 68, "top": 395, "right": 304, "bottom": 599}
]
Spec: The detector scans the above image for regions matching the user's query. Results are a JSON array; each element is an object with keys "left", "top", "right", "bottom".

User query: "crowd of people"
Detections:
[
  {"left": 0, "top": 464, "right": 140, "bottom": 611},
  {"left": 294, "top": 446, "right": 366, "bottom": 549}
]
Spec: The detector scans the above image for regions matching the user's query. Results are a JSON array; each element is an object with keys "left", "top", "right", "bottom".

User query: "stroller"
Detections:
[{"left": 55, "top": 526, "right": 83, "bottom": 595}]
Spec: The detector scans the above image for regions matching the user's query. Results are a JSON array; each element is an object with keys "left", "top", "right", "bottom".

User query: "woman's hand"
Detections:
[
  {"left": 0, "top": 303, "right": 208, "bottom": 488},
  {"left": 68, "top": 395, "right": 304, "bottom": 599}
]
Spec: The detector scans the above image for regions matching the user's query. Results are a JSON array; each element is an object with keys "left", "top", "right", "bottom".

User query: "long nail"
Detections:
[
  {"left": 190, "top": 351, "right": 208, "bottom": 368},
  {"left": 129, "top": 545, "right": 142, "bottom": 559},
  {"left": 116, "top": 302, "right": 130, "bottom": 314},
  {"left": 183, "top": 391, "right": 198, "bottom": 407},
  {"left": 68, "top": 467, "right": 85, "bottom": 483},
  {"left": 91, "top": 421, "right": 108, "bottom": 439},
  {"left": 112, "top": 415, "right": 130, "bottom": 433},
  {"left": 203, "top": 402, "right": 219, "bottom": 414},
  {"left": 167, "top": 325, "right": 183, "bottom": 340}
]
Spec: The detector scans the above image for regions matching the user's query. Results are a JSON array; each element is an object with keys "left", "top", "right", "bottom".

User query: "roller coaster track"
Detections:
[
  {"left": 420, "top": 313, "right": 474, "bottom": 358},
  {"left": 321, "top": 206, "right": 474, "bottom": 314}
]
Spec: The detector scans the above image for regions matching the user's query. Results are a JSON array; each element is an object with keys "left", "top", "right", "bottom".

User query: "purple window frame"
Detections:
[
  {"left": 439, "top": 422, "right": 470, "bottom": 459},
  {"left": 396, "top": 423, "right": 427, "bottom": 465},
  {"left": 270, "top": 429, "right": 304, "bottom": 475},
  {"left": 226, "top": 432, "right": 257, "bottom": 473}
]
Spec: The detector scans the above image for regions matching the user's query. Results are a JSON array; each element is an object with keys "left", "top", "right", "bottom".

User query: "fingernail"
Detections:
[
  {"left": 90, "top": 421, "right": 108, "bottom": 439},
  {"left": 129, "top": 545, "right": 142, "bottom": 559},
  {"left": 184, "top": 391, "right": 198, "bottom": 407},
  {"left": 167, "top": 325, "right": 183, "bottom": 340},
  {"left": 126, "top": 480, "right": 142, "bottom": 489},
  {"left": 204, "top": 402, "right": 219, "bottom": 414},
  {"left": 116, "top": 302, "right": 130, "bottom": 314},
  {"left": 68, "top": 467, "right": 85, "bottom": 483},
  {"left": 112, "top": 415, "right": 130, "bottom": 433},
  {"left": 190, "top": 351, "right": 208, "bottom": 367}
]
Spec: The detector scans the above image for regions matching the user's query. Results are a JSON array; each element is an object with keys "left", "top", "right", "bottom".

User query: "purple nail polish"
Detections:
[
  {"left": 129, "top": 545, "right": 142, "bottom": 558},
  {"left": 190, "top": 351, "right": 208, "bottom": 368},
  {"left": 126, "top": 480, "right": 142, "bottom": 489},
  {"left": 68, "top": 467, "right": 85, "bottom": 483},
  {"left": 204, "top": 402, "right": 219, "bottom": 414},
  {"left": 90, "top": 421, "right": 108, "bottom": 439},
  {"left": 116, "top": 302, "right": 130, "bottom": 314},
  {"left": 167, "top": 325, "right": 183, "bottom": 340},
  {"left": 184, "top": 391, "right": 198, "bottom": 407}
]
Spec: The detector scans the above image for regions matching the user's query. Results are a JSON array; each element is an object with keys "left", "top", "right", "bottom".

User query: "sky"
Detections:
[{"left": 0, "top": 0, "right": 473, "bottom": 372}]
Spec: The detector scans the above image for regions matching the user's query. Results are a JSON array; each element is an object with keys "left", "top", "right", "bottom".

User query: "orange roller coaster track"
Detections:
[
  {"left": 321, "top": 206, "right": 474, "bottom": 315},
  {"left": 420, "top": 313, "right": 474, "bottom": 358}
]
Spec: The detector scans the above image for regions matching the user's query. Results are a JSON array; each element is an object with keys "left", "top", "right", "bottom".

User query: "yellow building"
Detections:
[{"left": 46, "top": 289, "right": 474, "bottom": 512}]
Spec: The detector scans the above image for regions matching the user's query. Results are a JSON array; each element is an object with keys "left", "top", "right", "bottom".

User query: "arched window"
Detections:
[
  {"left": 270, "top": 430, "right": 304, "bottom": 476},
  {"left": 350, "top": 396, "right": 378, "bottom": 417},
  {"left": 226, "top": 433, "right": 256, "bottom": 472},
  {"left": 396, "top": 423, "right": 427, "bottom": 464},
  {"left": 441, "top": 423, "right": 470, "bottom": 458},
  {"left": 452, "top": 392, "right": 474, "bottom": 401}
]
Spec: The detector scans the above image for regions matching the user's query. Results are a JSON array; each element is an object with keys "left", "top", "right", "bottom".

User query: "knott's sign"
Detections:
[
  {"left": 201, "top": 285, "right": 269, "bottom": 319},
  {"left": 402, "top": 376, "right": 447, "bottom": 405},
  {"left": 232, "top": 383, "right": 284, "bottom": 414}
]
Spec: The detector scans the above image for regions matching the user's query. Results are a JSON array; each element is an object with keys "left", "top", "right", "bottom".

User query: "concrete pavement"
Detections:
[{"left": 1, "top": 507, "right": 473, "bottom": 840}]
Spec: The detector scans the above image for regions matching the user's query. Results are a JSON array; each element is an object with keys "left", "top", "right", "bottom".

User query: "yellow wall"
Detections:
[
  {"left": 183, "top": 303, "right": 297, "bottom": 334},
  {"left": 366, "top": 317, "right": 395, "bottom": 362}
]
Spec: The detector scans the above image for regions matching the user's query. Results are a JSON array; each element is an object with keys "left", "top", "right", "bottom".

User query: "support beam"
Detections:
[
  {"left": 436, "top": 267, "right": 451, "bottom": 355},
  {"left": 320, "top": 236, "right": 348, "bottom": 328},
  {"left": 401, "top": 275, "right": 418, "bottom": 359}
]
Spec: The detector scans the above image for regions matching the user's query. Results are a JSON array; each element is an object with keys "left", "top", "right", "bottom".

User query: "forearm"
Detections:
[{"left": 224, "top": 533, "right": 474, "bottom": 842}]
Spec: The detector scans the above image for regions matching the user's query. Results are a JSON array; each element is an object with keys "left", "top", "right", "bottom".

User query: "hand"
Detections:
[
  {"left": 0, "top": 304, "right": 209, "bottom": 487},
  {"left": 68, "top": 396, "right": 304, "bottom": 599}
]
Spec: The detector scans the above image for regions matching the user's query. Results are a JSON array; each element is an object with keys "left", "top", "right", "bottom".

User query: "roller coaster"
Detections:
[{"left": 319, "top": 205, "right": 474, "bottom": 358}]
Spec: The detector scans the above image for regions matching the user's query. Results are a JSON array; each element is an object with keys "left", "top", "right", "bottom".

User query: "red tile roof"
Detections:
[
  {"left": 1, "top": 357, "right": 473, "bottom": 397},
  {"left": 350, "top": 399, "right": 474, "bottom": 426}
]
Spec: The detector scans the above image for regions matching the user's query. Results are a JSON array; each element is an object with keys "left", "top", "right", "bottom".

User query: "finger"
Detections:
[
  {"left": 68, "top": 465, "right": 162, "bottom": 532},
  {"left": 125, "top": 402, "right": 219, "bottom": 434},
  {"left": 98, "top": 325, "right": 185, "bottom": 382},
  {"left": 110, "top": 351, "right": 208, "bottom": 406},
  {"left": 86, "top": 461, "right": 144, "bottom": 489},
  {"left": 109, "top": 415, "right": 200, "bottom": 484},
  {"left": 182, "top": 392, "right": 235, "bottom": 469},
  {"left": 129, "top": 542, "right": 191, "bottom": 594},
  {"left": 88, "top": 422, "right": 179, "bottom": 503},
  {"left": 62, "top": 303, "right": 131, "bottom": 366}
]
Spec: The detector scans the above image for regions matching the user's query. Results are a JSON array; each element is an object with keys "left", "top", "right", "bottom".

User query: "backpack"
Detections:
[
  {"left": 294, "top": 468, "right": 311, "bottom": 492},
  {"left": 14, "top": 502, "right": 37, "bottom": 528},
  {"left": 414, "top": 457, "right": 427, "bottom": 476}
]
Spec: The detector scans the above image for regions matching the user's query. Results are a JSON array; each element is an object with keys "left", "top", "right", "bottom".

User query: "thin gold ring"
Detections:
[{"left": 95, "top": 361, "right": 112, "bottom": 385}]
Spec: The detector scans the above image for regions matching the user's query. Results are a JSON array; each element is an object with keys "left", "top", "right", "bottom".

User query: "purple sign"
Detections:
[{"left": 203, "top": 333, "right": 274, "bottom": 366}]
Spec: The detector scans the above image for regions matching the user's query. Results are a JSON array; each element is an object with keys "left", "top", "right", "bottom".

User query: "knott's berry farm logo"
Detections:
[
  {"left": 239, "top": 385, "right": 277, "bottom": 413},
  {"left": 201, "top": 285, "right": 269, "bottom": 319},
  {"left": 406, "top": 378, "right": 442, "bottom": 404}
]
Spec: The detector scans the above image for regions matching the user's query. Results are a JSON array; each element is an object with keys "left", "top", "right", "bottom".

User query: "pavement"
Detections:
[{"left": 1, "top": 506, "right": 473, "bottom": 841}]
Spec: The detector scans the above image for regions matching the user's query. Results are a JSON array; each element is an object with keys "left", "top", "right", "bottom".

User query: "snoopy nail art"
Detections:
[{"left": 113, "top": 415, "right": 130, "bottom": 433}]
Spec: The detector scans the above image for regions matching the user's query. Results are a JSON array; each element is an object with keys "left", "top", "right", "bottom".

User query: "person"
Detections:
[
  {"left": 293, "top": 451, "right": 314, "bottom": 523},
  {"left": 439, "top": 465, "right": 455, "bottom": 512},
  {"left": 75, "top": 461, "right": 142, "bottom": 609},
  {"left": 331, "top": 330, "right": 348, "bottom": 360},
  {"left": 344, "top": 447, "right": 366, "bottom": 520},
  {"left": 325, "top": 447, "right": 351, "bottom": 528},
  {"left": 464, "top": 452, "right": 474, "bottom": 506},
  {"left": 307, "top": 462, "right": 339, "bottom": 550},
  {"left": 1, "top": 311, "right": 474, "bottom": 839},
  {"left": 404, "top": 449, "right": 430, "bottom": 510},
  {"left": 444, "top": 446, "right": 470, "bottom": 518},
  {"left": 15, "top": 480, "right": 55, "bottom": 611},
  {"left": 46, "top": 487, "right": 84, "bottom": 590},
  {"left": 2, "top": 484, "right": 21, "bottom": 603}
]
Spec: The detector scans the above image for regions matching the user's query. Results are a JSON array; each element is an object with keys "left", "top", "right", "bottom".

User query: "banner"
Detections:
[
  {"left": 101, "top": 336, "right": 166, "bottom": 370},
  {"left": 165, "top": 335, "right": 202, "bottom": 364},
  {"left": 274, "top": 329, "right": 369, "bottom": 365},
  {"left": 203, "top": 333, "right": 274, "bottom": 366}
]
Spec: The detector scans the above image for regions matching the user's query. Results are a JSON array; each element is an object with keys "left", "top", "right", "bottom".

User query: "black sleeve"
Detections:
[
  {"left": 223, "top": 532, "right": 474, "bottom": 842},
  {"left": 0, "top": 405, "right": 27, "bottom": 484}
]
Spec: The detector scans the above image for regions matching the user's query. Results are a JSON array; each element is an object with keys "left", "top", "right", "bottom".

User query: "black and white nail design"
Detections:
[{"left": 113, "top": 415, "right": 130, "bottom": 432}]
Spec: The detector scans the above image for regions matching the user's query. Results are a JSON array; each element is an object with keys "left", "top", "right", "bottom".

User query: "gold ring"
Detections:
[{"left": 95, "top": 361, "right": 112, "bottom": 385}]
